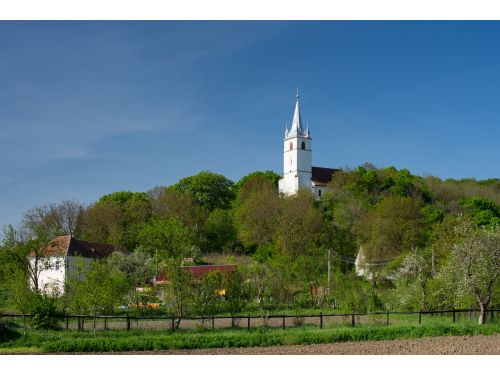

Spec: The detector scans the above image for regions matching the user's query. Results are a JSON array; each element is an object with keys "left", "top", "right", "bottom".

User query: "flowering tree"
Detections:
[
  {"left": 393, "top": 249, "right": 433, "bottom": 310},
  {"left": 446, "top": 221, "right": 499, "bottom": 324}
]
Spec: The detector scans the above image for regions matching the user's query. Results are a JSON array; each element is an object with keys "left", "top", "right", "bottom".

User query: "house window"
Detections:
[
  {"left": 301, "top": 141, "right": 306, "bottom": 150},
  {"left": 318, "top": 189, "right": 322, "bottom": 197},
  {"left": 289, "top": 142, "right": 293, "bottom": 150}
]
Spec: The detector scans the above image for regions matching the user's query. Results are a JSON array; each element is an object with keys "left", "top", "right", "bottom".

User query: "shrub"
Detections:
[
  {"left": 0, "top": 323, "right": 21, "bottom": 343},
  {"left": 30, "top": 295, "right": 58, "bottom": 330}
]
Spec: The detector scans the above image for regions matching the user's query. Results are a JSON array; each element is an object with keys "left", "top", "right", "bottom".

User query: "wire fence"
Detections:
[{"left": 1, "top": 308, "right": 498, "bottom": 332}]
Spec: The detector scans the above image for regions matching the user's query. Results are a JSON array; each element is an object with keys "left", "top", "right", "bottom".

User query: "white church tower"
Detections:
[{"left": 278, "top": 91, "right": 312, "bottom": 195}]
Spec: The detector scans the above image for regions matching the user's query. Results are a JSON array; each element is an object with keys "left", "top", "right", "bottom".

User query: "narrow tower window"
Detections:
[
  {"left": 301, "top": 141, "right": 306, "bottom": 150},
  {"left": 318, "top": 189, "right": 322, "bottom": 197},
  {"left": 289, "top": 142, "right": 293, "bottom": 150}
]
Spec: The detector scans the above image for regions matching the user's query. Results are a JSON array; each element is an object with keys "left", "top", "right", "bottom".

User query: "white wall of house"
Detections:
[
  {"left": 30, "top": 255, "right": 93, "bottom": 295},
  {"left": 30, "top": 256, "right": 65, "bottom": 295},
  {"left": 355, "top": 247, "right": 372, "bottom": 280}
]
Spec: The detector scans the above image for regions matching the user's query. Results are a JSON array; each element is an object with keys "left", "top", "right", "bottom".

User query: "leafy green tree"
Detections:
[
  {"left": 355, "top": 196, "right": 425, "bottom": 285},
  {"left": 205, "top": 208, "right": 238, "bottom": 252},
  {"left": 108, "top": 251, "right": 155, "bottom": 310},
  {"left": 274, "top": 190, "right": 326, "bottom": 258},
  {"left": 148, "top": 186, "right": 203, "bottom": 230},
  {"left": 291, "top": 246, "right": 328, "bottom": 308},
  {"left": 3, "top": 268, "right": 35, "bottom": 335},
  {"left": 243, "top": 261, "right": 272, "bottom": 307},
  {"left": 109, "top": 251, "right": 155, "bottom": 287},
  {"left": 234, "top": 175, "right": 280, "bottom": 249},
  {"left": 193, "top": 271, "right": 224, "bottom": 318},
  {"left": 1, "top": 225, "right": 53, "bottom": 294},
  {"left": 330, "top": 271, "right": 376, "bottom": 312},
  {"left": 79, "top": 201, "right": 122, "bottom": 246},
  {"left": 234, "top": 170, "right": 281, "bottom": 194},
  {"left": 136, "top": 217, "right": 195, "bottom": 261},
  {"left": 29, "top": 294, "right": 58, "bottom": 330},
  {"left": 80, "top": 191, "right": 152, "bottom": 251},
  {"left": 0, "top": 225, "right": 59, "bottom": 333},
  {"left": 65, "top": 257, "right": 128, "bottom": 333},
  {"left": 173, "top": 171, "right": 235, "bottom": 211},
  {"left": 223, "top": 269, "right": 251, "bottom": 320},
  {"left": 162, "top": 259, "right": 195, "bottom": 328},
  {"left": 460, "top": 197, "right": 500, "bottom": 227}
]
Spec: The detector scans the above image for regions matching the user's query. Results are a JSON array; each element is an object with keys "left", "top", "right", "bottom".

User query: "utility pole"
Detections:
[{"left": 327, "top": 249, "right": 331, "bottom": 294}]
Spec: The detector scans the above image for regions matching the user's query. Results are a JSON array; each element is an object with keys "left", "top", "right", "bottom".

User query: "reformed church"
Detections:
[{"left": 278, "top": 92, "right": 338, "bottom": 198}]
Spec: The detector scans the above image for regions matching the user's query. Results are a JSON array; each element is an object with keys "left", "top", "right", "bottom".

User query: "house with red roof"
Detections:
[{"left": 29, "top": 235, "right": 115, "bottom": 294}]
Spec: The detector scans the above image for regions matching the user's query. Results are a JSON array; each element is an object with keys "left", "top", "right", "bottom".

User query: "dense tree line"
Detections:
[{"left": 0, "top": 166, "right": 499, "bottom": 325}]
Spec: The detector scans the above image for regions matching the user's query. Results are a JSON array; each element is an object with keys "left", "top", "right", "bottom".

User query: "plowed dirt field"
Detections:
[{"left": 121, "top": 334, "right": 500, "bottom": 355}]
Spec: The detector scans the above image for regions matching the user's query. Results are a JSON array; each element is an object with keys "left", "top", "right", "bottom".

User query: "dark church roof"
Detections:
[
  {"left": 32, "top": 235, "right": 115, "bottom": 259},
  {"left": 311, "top": 166, "right": 339, "bottom": 184}
]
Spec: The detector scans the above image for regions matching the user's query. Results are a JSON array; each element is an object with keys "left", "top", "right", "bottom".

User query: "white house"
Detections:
[
  {"left": 354, "top": 246, "right": 372, "bottom": 279},
  {"left": 29, "top": 235, "right": 115, "bottom": 295},
  {"left": 278, "top": 91, "right": 338, "bottom": 198}
]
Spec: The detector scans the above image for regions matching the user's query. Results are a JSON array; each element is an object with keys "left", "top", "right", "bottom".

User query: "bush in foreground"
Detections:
[{"left": 0, "top": 324, "right": 21, "bottom": 343}]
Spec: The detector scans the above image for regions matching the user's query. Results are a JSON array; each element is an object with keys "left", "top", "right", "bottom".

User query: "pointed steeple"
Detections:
[{"left": 286, "top": 89, "right": 309, "bottom": 139}]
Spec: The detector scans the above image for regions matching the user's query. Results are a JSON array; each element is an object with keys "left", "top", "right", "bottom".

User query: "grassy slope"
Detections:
[{"left": 1, "top": 322, "right": 499, "bottom": 353}]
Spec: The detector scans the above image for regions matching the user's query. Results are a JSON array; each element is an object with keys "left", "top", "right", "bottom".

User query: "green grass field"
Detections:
[{"left": 1, "top": 320, "right": 499, "bottom": 353}]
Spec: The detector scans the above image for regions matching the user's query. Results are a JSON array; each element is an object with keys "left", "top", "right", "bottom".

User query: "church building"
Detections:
[{"left": 278, "top": 92, "right": 338, "bottom": 198}]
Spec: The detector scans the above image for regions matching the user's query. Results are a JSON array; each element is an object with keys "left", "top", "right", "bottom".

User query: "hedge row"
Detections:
[{"left": 40, "top": 323, "right": 500, "bottom": 353}]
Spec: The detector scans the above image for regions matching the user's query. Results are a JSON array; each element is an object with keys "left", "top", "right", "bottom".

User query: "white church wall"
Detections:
[
  {"left": 312, "top": 183, "right": 328, "bottom": 199},
  {"left": 279, "top": 93, "right": 314, "bottom": 196}
]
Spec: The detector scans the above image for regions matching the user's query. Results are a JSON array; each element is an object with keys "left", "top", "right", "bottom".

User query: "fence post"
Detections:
[
  {"left": 171, "top": 317, "right": 175, "bottom": 332},
  {"left": 104, "top": 317, "right": 107, "bottom": 330},
  {"left": 66, "top": 316, "right": 69, "bottom": 330},
  {"left": 247, "top": 316, "right": 251, "bottom": 331},
  {"left": 82, "top": 317, "right": 85, "bottom": 331},
  {"left": 419, "top": 311, "right": 422, "bottom": 325},
  {"left": 386, "top": 312, "right": 389, "bottom": 326},
  {"left": 320, "top": 312, "right": 323, "bottom": 329},
  {"left": 212, "top": 316, "right": 215, "bottom": 331},
  {"left": 282, "top": 315, "right": 286, "bottom": 330},
  {"left": 351, "top": 314, "right": 355, "bottom": 327},
  {"left": 126, "top": 315, "right": 130, "bottom": 331},
  {"left": 453, "top": 310, "right": 456, "bottom": 323},
  {"left": 491, "top": 309, "right": 494, "bottom": 322}
]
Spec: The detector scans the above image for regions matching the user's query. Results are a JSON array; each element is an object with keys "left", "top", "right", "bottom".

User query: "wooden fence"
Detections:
[{"left": 0, "top": 308, "right": 498, "bottom": 332}]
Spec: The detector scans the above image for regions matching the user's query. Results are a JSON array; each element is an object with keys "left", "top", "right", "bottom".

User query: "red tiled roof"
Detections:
[{"left": 32, "top": 235, "right": 115, "bottom": 259}]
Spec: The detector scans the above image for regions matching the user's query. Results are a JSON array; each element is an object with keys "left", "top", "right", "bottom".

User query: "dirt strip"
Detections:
[{"left": 114, "top": 334, "right": 500, "bottom": 355}]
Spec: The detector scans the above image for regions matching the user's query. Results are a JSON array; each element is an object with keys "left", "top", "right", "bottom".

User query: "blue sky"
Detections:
[{"left": 1, "top": 21, "right": 500, "bottom": 233}]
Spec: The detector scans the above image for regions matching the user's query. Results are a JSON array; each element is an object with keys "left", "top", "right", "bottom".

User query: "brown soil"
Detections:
[{"left": 118, "top": 334, "right": 500, "bottom": 355}]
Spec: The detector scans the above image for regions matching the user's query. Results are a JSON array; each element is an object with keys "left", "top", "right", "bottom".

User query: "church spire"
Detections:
[{"left": 287, "top": 89, "right": 308, "bottom": 138}]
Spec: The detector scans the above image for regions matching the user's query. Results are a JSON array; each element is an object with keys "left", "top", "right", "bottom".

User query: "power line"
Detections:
[{"left": 329, "top": 249, "right": 396, "bottom": 265}]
